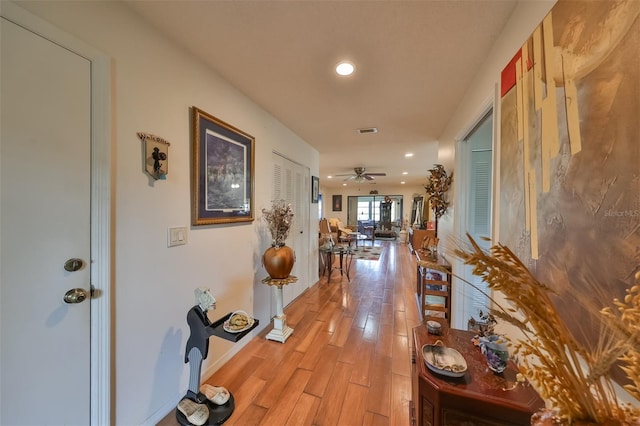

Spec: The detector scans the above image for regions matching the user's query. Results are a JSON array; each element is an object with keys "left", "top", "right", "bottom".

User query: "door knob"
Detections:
[{"left": 63, "top": 288, "right": 88, "bottom": 304}]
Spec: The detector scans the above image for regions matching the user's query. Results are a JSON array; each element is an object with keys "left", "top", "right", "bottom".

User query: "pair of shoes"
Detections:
[
  {"left": 200, "top": 384, "right": 230, "bottom": 405},
  {"left": 177, "top": 398, "right": 209, "bottom": 425}
]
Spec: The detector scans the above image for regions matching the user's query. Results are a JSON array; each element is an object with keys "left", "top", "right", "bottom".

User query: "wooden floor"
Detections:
[{"left": 159, "top": 239, "right": 421, "bottom": 426}]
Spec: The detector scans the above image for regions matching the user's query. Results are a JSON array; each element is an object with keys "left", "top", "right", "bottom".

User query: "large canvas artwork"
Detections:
[{"left": 499, "top": 0, "right": 639, "bottom": 382}]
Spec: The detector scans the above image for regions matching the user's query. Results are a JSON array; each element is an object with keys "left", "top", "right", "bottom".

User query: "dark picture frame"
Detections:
[
  {"left": 311, "top": 176, "right": 319, "bottom": 203},
  {"left": 332, "top": 194, "right": 342, "bottom": 212},
  {"left": 191, "top": 106, "right": 255, "bottom": 226}
]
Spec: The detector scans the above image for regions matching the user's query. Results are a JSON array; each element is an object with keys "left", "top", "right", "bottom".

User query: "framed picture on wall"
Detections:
[
  {"left": 191, "top": 106, "right": 255, "bottom": 225},
  {"left": 311, "top": 176, "right": 319, "bottom": 203},
  {"left": 332, "top": 195, "right": 342, "bottom": 211}
]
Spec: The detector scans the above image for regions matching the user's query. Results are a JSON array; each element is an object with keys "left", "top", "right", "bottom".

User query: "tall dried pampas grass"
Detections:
[{"left": 454, "top": 234, "right": 640, "bottom": 425}]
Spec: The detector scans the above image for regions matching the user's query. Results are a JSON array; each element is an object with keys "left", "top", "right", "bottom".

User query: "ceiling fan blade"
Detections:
[
  {"left": 343, "top": 175, "right": 356, "bottom": 181},
  {"left": 364, "top": 175, "right": 374, "bottom": 180},
  {"left": 365, "top": 173, "right": 386, "bottom": 176},
  {"left": 334, "top": 173, "right": 354, "bottom": 177}
]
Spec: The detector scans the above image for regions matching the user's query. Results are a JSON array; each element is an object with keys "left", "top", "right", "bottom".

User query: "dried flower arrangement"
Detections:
[
  {"left": 262, "top": 200, "right": 294, "bottom": 247},
  {"left": 455, "top": 235, "right": 640, "bottom": 425},
  {"left": 424, "top": 164, "right": 452, "bottom": 220}
]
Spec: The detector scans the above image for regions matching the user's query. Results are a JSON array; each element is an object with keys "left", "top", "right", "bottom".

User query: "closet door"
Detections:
[
  {"left": 272, "top": 153, "right": 310, "bottom": 307},
  {"left": 459, "top": 111, "right": 493, "bottom": 327}
]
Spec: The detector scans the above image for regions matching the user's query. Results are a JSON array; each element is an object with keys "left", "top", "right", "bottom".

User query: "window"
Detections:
[
  {"left": 356, "top": 200, "right": 381, "bottom": 221},
  {"left": 357, "top": 201, "right": 370, "bottom": 220},
  {"left": 347, "top": 195, "right": 403, "bottom": 228}
]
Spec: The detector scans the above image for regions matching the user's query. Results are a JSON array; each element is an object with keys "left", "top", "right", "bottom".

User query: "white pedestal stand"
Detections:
[{"left": 262, "top": 276, "right": 297, "bottom": 343}]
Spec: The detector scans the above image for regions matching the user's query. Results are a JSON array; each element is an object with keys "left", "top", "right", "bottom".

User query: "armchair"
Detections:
[{"left": 328, "top": 217, "right": 354, "bottom": 242}]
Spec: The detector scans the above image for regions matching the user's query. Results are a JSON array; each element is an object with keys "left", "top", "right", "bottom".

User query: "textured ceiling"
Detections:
[{"left": 124, "top": 0, "right": 518, "bottom": 189}]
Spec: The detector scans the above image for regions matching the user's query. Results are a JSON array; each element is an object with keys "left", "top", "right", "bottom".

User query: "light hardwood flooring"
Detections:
[{"left": 158, "top": 240, "right": 422, "bottom": 425}]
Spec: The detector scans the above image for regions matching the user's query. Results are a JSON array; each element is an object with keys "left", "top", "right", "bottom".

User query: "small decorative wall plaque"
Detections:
[{"left": 138, "top": 132, "right": 170, "bottom": 180}]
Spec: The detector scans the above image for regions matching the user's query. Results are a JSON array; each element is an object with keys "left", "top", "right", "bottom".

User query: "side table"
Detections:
[
  {"left": 319, "top": 245, "right": 353, "bottom": 281},
  {"left": 262, "top": 276, "right": 297, "bottom": 343},
  {"left": 411, "top": 325, "right": 544, "bottom": 425}
]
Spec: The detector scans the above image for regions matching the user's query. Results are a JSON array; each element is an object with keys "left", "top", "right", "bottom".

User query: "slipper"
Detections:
[
  {"left": 200, "top": 383, "right": 231, "bottom": 405},
  {"left": 177, "top": 398, "right": 209, "bottom": 426}
]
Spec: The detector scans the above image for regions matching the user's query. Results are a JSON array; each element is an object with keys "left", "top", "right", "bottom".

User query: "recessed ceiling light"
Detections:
[
  {"left": 405, "top": 153, "right": 414, "bottom": 158},
  {"left": 342, "top": 183, "right": 347, "bottom": 186},
  {"left": 401, "top": 181, "right": 406, "bottom": 185},
  {"left": 327, "top": 175, "right": 333, "bottom": 179},
  {"left": 336, "top": 61, "right": 355, "bottom": 76},
  {"left": 402, "top": 171, "right": 408, "bottom": 175}
]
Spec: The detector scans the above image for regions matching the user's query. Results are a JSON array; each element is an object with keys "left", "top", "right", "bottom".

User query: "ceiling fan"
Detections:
[{"left": 336, "top": 167, "right": 386, "bottom": 182}]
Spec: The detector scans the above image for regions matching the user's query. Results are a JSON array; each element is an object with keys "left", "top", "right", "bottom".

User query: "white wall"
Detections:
[
  {"left": 435, "top": 0, "right": 556, "bottom": 256},
  {"left": 434, "top": 0, "right": 555, "bottom": 331},
  {"left": 12, "top": 1, "right": 318, "bottom": 424}
]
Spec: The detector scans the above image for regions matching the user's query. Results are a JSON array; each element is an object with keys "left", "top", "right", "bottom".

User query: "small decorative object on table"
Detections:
[
  {"left": 478, "top": 335, "right": 509, "bottom": 374},
  {"left": 422, "top": 340, "right": 468, "bottom": 378},
  {"left": 468, "top": 310, "right": 497, "bottom": 337},
  {"left": 426, "top": 320, "right": 442, "bottom": 335},
  {"left": 222, "top": 311, "right": 255, "bottom": 334}
]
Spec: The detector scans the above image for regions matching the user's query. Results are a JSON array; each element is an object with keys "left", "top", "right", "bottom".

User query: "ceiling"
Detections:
[{"left": 124, "top": 0, "right": 518, "bottom": 189}]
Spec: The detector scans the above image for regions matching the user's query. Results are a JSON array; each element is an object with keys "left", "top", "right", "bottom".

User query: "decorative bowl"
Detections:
[
  {"left": 223, "top": 310, "right": 255, "bottom": 333},
  {"left": 422, "top": 342, "right": 467, "bottom": 378}
]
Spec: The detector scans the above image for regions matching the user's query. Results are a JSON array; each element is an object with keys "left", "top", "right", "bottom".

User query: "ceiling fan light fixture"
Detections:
[{"left": 336, "top": 61, "right": 355, "bottom": 76}]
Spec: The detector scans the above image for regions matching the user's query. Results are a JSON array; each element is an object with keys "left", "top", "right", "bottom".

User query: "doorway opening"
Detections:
[{"left": 346, "top": 195, "right": 403, "bottom": 239}]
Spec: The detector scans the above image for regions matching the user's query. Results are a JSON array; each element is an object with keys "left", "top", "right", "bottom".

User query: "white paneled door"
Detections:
[
  {"left": 272, "top": 152, "right": 310, "bottom": 307},
  {"left": 1, "top": 17, "right": 92, "bottom": 425}
]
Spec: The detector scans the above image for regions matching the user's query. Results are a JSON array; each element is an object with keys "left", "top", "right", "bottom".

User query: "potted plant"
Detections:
[{"left": 262, "top": 200, "right": 295, "bottom": 279}]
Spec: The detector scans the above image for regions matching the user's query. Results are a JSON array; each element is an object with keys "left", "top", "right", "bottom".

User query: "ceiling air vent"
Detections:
[{"left": 357, "top": 127, "right": 378, "bottom": 134}]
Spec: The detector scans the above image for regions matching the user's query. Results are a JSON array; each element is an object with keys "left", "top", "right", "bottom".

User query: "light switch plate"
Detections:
[{"left": 168, "top": 226, "right": 187, "bottom": 247}]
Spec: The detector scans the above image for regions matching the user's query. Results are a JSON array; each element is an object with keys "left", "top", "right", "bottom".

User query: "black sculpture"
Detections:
[{"left": 177, "top": 287, "right": 234, "bottom": 426}]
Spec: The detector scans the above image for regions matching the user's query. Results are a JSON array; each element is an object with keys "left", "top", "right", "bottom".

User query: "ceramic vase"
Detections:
[
  {"left": 479, "top": 335, "right": 509, "bottom": 373},
  {"left": 263, "top": 245, "right": 295, "bottom": 279}
]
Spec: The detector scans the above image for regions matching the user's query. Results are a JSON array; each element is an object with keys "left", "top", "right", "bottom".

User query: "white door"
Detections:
[
  {"left": 455, "top": 111, "right": 493, "bottom": 329},
  {"left": 1, "top": 17, "right": 92, "bottom": 425},
  {"left": 272, "top": 153, "right": 310, "bottom": 306}
]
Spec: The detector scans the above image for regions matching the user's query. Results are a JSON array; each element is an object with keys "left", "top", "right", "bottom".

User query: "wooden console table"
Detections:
[{"left": 411, "top": 326, "right": 544, "bottom": 426}]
